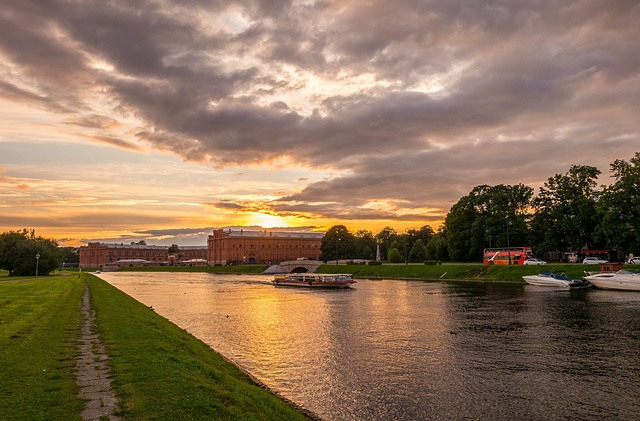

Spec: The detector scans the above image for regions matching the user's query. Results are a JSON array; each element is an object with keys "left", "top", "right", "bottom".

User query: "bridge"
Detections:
[{"left": 263, "top": 260, "right": 323, "bottom": 274}]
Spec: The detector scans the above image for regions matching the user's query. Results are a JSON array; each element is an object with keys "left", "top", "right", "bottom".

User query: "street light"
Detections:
[
  {"left": 404, "top": 229, "right": 409, "bottom": 265},
  {"left": 336, "top": 237, "right": 341, "bottom": 265},
  {"left": 36, "top": 253, "right": 40, "bottom": 276},
  {"left": 506, "top": 219, "right": 511, "bottom": 265}
]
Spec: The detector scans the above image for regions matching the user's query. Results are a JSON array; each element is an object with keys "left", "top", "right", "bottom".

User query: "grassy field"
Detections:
[
  {"left": 0, "top": 275, "right": 85, "bottom": 420},
  {"left": 0, "top": 273, "right": 311, "bottom": 420}
]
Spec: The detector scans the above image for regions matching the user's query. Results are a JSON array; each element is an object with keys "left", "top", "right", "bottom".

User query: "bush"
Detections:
[
  {"left": 388, "top": 248, "right": 403, "bottom": 263},
  {"left": 367, "top": 260, "right": 382, "bottom": 265},
  {"left": 424, "top": 260, "right": 438, "bottom": 265}
]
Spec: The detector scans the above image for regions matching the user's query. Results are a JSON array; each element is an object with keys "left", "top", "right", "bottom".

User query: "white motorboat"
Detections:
[
  {"left": 583, "top": 270, "right": 640, "bottom": 291},
  {"left": 272, "top": 273, "right": 356, "bottom": 288},
  {"left": 522, "top": 272, "right": 590, "bottom": 289}
]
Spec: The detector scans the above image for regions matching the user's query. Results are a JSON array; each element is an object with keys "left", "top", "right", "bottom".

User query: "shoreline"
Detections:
[{"left": 112, "top": 262, "right": 626, "bottom": 282}]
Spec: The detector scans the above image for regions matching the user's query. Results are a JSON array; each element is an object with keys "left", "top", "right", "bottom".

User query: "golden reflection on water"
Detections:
[{"left": 97, "top": 273, "right": 640, "bottom": 421}]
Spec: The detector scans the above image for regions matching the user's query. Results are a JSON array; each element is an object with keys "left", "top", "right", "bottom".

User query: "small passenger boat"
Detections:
[
  {"left": 522, "top": 272, "right": 590, "bottom": 289},
  {"left": 583, "top": 270, "right": 640, "bottom": 291},
  {"left": 272, "top": 273, "right": 356, "bottom": 288}
]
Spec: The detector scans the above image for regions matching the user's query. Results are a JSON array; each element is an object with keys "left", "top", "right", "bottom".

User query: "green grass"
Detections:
[
  {"left": 0, "top": 276, "right": 84, "bottom": 420},
  {"left": 1, "top": 273, "right": 310, "bottom": 420},
  {"left": 87, "top": 275, "right": 310, "bottom": 420}
]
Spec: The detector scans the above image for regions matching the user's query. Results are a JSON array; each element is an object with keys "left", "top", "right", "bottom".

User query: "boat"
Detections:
[
  {"left": 272, "top": 273, "right": 356, "bottom": 289},
  {"left": 522, "top": 272, "right": 590, "bottom": 289},
  {"left": 583, "top": 270, "right": 640, "bottom": 291}
]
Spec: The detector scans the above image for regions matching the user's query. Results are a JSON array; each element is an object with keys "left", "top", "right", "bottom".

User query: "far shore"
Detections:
[{"left": 111, "top": 261, "right": 638, "bottom": 282}]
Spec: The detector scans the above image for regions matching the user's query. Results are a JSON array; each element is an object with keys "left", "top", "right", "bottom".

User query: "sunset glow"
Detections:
[{"left": 1, "top": 2, "right": 639, "bottom": 246}]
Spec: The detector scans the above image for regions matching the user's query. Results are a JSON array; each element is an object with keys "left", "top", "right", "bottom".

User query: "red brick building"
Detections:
[
  {"left": 207, "top": 229, "right": 323, "bottom": 265},
  {"left": 79, "top": 242, "right": 207, "bottom": 269}
]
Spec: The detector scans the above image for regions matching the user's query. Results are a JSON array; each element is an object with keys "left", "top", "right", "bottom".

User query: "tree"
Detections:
[
  {"left": 387, "top": 247, "right": 403, "bottom": 263},
  {"left": 320, "top": 225, "right": 356, "bottom": 261},
  {"left": 411, "top": 225, "right": 435, "bottom": 245},
  {"left": 598, "top": 152, "right": 640, "bottom": 256},
  {"left": 168, "top": 244, "right": 180, "bottom": 254},
  {"left": 443, "top": 184, "right": 533, "bottom": 261},
  {"left": 530, "top": 165, "right": 601, "bottom": 254},
  {"left": 0, "top": 229, "right": 61, "bottom": 276},
  {"left": 59, "top": 247, "right": 79, "bottom": 267},
  {"left": 353, "top": 230, "right": 376, "bottom": 260},
  {"left": 409, "top": 239, "right": 427, "bottom": 262},
  {"left": 374, "top": 226, "right": 397, "bottom": 261},
  {"left": 426, "top": 230, "right": 448, "bottom": 261}
]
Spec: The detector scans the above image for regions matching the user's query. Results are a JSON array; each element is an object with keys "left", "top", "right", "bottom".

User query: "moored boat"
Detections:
[
  {"left": 272, "top": 273, "right": 356, "bottom": 288},
  {"left": 583, "top": 270, "right": 640, "bottom": 291},
  {"left": 522, "top": 272, "right": 590, "bottom": 289}
]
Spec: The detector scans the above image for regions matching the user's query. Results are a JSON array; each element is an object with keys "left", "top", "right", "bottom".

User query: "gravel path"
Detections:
[{"left": 75, "top": 286, "right": 122, "bottom": 420}]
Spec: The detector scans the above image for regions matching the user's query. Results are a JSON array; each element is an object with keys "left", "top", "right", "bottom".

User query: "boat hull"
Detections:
[
  {"left": 522, "top": 273, "right": 590, "bottom": 289},
  {"left": 584, "top": 271, "right": 640, "bottom": 291},
  {"left": 523, "top": 275, "right": 572, "bottom": 288},
  {"left": 272, "top": 274, "right": 356, "bottom": 289}
]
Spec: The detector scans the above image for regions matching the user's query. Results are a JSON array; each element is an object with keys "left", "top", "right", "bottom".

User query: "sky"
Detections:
[{"left": 1, "top": 1, "right": 639, "bottom": 247}]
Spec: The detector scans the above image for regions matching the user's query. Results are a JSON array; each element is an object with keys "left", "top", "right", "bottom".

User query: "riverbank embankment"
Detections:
[{"left": 0, "top": 273, "right": 312, "bottom": 420}]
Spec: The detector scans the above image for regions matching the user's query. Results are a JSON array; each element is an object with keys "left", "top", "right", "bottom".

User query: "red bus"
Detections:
[{"left": 483, "top": 247, "right": 533, "bottom": 265}]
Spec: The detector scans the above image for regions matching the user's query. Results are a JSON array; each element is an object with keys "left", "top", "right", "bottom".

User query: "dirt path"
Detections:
[{"left": 75, "top": 286, "right": 122, "bottom": 420}]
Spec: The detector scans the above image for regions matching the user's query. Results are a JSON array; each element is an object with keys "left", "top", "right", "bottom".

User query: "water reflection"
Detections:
[{"left": 100, "top": 273, "right": 640, "bottom": 420}]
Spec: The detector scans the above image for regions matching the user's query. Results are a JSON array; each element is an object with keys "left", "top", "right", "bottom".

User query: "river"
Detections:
[{"left": 98, "top": 272, "right": 640, "bottom": 420}]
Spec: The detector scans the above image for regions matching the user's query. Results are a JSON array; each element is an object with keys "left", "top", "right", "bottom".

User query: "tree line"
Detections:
[
  {"left": 0, "top": 229, "right": 78, "bottom": 276},
  {"left": 321, "top": 152, "right": 640, "bottom": 263}
]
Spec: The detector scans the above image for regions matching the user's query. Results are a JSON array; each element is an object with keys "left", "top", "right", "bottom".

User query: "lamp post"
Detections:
[
  {"left": 336, "top": 237, "right": 341, "bottom": 265},
  {"left": 506, "top": 219, "right": 511, "bottom": 265},
  {"left": 404, "top": 229, "right": 409, "bottom": 265},
  {"left": 36, "top": 253, "right": 40, "bottom": 276}
]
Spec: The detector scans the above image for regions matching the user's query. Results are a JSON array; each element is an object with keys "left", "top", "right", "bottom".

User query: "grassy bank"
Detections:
[
  {"left": 87, "top": 274, "right": 310, "bottom": 420},
  {"left": 0, "top": 276, "right": 85, "bottom": 420},
  {"left": 0, "top": 273, "right": 310, "bottom": 420}
]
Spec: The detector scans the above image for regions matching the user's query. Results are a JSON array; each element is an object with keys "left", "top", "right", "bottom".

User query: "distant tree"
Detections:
[
  {"left": 374, "top": 226, "right": 398, "bottom": 261},
  {"left": 387, "top": 247, "right": 403, "bottom": 263},
  {"left": 0, "top": 229, "right": 61, "bottom": 276},
  {"left": 320, "top": 225, "right": 356, "bottom": 261},
  {"left": 411, "top": 225, "right": 435, "bottom": 245},
  {"left": 59, "top": 247, "right": 79, "bottom": 266},
  {"left": 409, "top": 239, "right": 427, "bottom": 262},
  {"left": 168, "top": 244, "right": 180, "bottom": 254},
  {"left": 426, "top": 230, "right": 449, "bottom": 261},
  {"left": 530, "top": 165, "right": 601, "bottom": 254},
  {"left": 598, "top": 152, "right": 640, "bottom": 256},
  {"left": 353, "top": 230, "right": 376, "bottom": 259},
  {"left": 444, "top": 184, "right": 533, "bottom": 261}
]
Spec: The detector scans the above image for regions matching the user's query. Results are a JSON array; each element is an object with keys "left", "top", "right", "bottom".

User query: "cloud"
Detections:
[{"left": 1, "top": 0, "right": 639, "bottom": 226}]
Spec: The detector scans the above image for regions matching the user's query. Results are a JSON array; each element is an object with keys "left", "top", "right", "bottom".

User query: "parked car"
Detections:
[
  {"left": 582, "top": 257, "right": 609, "bottom": 264},
  {"left": 629, "top": 257, "right": 640, "bottom": 264},
  {"left": 524, "top": 258, "right": 547, "bottom": 265}
]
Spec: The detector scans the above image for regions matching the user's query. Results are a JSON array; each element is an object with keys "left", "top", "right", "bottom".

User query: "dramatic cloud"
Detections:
[{"left": 1, "top": 0, "right": 639, "bottom": 234}]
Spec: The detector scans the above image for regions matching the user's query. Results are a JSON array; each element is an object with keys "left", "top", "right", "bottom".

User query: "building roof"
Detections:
[{"left": 216, "top": 229, "right": 324, "bottom": 239}]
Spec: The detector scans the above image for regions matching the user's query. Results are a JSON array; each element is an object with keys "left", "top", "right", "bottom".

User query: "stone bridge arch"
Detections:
[{"left": 263, "top": 260, "right": 323, "bottom": 274}]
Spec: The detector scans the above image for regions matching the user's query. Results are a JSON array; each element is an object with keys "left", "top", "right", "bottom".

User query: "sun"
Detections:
[{"left": 248, "top": 212, "right": 288, "bottom": 228}]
